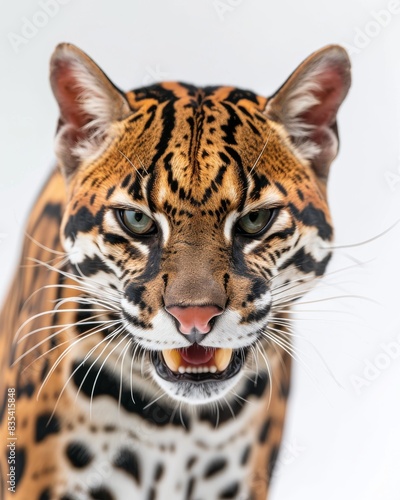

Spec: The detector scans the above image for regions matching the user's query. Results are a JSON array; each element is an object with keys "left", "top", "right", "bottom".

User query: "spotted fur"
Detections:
[{"left": 0, "top": 44, "right": 350, "bottom": 499}]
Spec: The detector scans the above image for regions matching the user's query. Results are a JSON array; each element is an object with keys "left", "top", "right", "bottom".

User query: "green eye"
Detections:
[
  {"left": 119, "top": 210, "right": 156, "bottom": 236},
  {"left": 236, "top": 209, "right": 274, "bottom": 236}
]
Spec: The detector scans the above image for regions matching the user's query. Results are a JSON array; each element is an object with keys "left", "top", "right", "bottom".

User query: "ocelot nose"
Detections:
[{"left": 166, "top": 305, "right": 223, "bottom": 343}]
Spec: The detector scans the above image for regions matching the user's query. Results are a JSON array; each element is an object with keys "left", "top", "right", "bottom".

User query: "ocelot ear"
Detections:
[
  {"left": 265, "top": 45, "right": 351, "bottom": 182},
  {"left": 50, "top": 43, "right": 131, "bottom": 177}
]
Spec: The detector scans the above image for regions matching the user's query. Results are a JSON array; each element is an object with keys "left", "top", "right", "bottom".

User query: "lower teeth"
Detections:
[
  {"left": 178, "top": 365, "right": 217, "bottom": 374},
  {"left": 162, "top": 347, "right": 233, "bottom": 374}
]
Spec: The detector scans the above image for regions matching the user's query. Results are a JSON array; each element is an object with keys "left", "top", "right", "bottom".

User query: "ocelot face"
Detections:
[{"left": 52, "top": 43, "right": 350, "bottom": 404}]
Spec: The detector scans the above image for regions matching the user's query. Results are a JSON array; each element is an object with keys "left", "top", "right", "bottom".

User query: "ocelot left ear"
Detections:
[
  {"left": 50, "top": 43, "right": 131, "bottom": 177},
  {"left": 265, "top": 45, "right": 351, "bottom": 182}
]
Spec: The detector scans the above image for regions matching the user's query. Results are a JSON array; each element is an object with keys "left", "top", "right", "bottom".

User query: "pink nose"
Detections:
[{"left": 166, "top": 305, "right": 223, "bottom": 335}]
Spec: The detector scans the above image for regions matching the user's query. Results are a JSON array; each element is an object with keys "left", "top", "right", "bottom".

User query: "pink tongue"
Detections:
[{"left": 180, "top": 345, "right": 215, "bottom": 365}]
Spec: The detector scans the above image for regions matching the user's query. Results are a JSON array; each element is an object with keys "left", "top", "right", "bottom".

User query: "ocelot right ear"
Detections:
[
  {"left": 50, "top": 43, "right": 131, "bottom": 177},
  {"left": 265, "top": 45, "right": 351, "bottom": 183}
]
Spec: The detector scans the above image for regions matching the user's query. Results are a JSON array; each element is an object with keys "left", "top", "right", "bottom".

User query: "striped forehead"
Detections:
[{"left": 125, "top": 82, "right": 272, "bottom": 210}]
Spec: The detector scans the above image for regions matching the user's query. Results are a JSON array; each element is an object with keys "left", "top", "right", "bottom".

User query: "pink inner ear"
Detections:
[
  {"left": 300, "top": 65, "right": 345, "bottom": 128},
  {"left": 52, "top": 59, "right": 93, "bottom": 134}
]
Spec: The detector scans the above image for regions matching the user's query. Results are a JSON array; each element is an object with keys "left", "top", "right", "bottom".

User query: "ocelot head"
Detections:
[{"left": 50, "top": 44, "right": 350, "bottom": 404}]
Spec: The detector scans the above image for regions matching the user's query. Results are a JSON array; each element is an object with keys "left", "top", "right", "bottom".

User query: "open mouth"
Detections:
[{"left": 152, "top": 344, "right": 247, "bottom": 383}]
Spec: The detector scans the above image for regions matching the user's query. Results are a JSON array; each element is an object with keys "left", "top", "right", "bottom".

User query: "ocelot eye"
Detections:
[
  {"left": 118, "top": 209, "right": 156, "bottom": 236},
  {"left": 236, "top": 209, "right": 274, "bottom": 236}
]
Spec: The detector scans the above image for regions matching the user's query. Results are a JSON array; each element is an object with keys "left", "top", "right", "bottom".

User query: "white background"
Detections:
[{"left": 1, "top": 1, "right": 400, "bottom": 499}]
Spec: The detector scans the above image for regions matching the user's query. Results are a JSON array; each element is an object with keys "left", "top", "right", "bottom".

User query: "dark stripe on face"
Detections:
[
  {"left": 274, "top": 182, "right": 287, "bottom": 196},
  {"left": 241, "top": 303, "right": 270, "bottom": 324},
  {"left": 145, "top": 87, "right": 177, "bottom": 212},
  {"left": 224, "top": 145, "right": 248, "bottom": 211},
  {"left": 288, "top": 202, "right": 332, "bottom": 240},
  {"left": 261, "top": 220, "right": 296, "bottom": 246},
  {"left": 103, "top": 233, "right": 129, "bottom": 246},
  {"left": 163, "top": 152, "right": 179, "bottom": 193},
  {"left": 225, "top": 88, "right": 259, "bottom": 105},
  {"left": 220, "top": 102, "right": 243, "bottom": 145},
  {"left": 64, "top": 206, "right": 104, "bottom": 241},
  {"left": 122, "top": 309, "right": 149, "bottom": 329},
  {"left": 70, "top": 255, "right": 112, "bottom": 278},
  {"left": 249, "top": 170, "right": 270, "bottom": 201},
  {"left": 279, "top": 247, "right": 331, "bottom": 276},
  {"left": 141, "top": 104, "right": 157, "bottom": 133}
]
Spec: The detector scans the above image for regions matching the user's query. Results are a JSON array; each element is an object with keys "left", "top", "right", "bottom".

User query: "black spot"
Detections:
[
  {"left": 17, "top": 382, "right": 35, "bottom": 399},
  {"left": 39, "top": 488, "right": 51, "bottom": 500},
  {"left": 90, "top": 487, "right": 114, "bottom": 500},
  {"left": 275, "top": 182, "right": 288, "bottom": 196},
  {"left": 113, "top": 448, "right": 141, "bottom": 484},
  {"left": 35, "top": 414, "right": 60, "bottom": 443},
  {"left": 11, "top": 448, "right": 25, "bottom": 490},
  {"left": 147, "top": 488, "right": 156, "bottom": 500},
  {"left": 259, "top": 419, "right": 272, "bottom": 444},
  {"left": 242, "top": 372, "right": 269, "bottom": 398},
  {"left": 185, "top": 477, "right": 195, "bottom": 499},
  {"left": 32, "top": 202, "right": 63, "bottom": 233},
  {"left": 0, "top": 467, "right": 3, "bottom": 500},
  {"left": 104, "top": 424, "right": 116, "bottom": 432},
  {"left": 73, "top": 302, "right": 96, "bottom": 335},
  {"left": 268, "top": 445, "right": 279, "bottom": 480},
  {"left": 204, "top": 457, "right": 227, "bottom": 479},
  {"left": 125, "top": 283, "right": 146, "bottom": 305},
  {"left": 199, "top": 372, "right": 268, "bottom": 426},
  {"left": 297, "top": 188, "right": 304, "bottom": 201},
  {"left": 39, "top": 358, "right": 50, "bottom": 382},
  {"left": 241, "top": 445, "right": 251, "bottom": 465},
  {"left": 218, "top": 151, "right": 231, "bottom": 166},
  {"left": 279, "top": 379, "right": 290, "bottom": 399},
  {"left": 66, "top": 441, "right": 93, "bottom": 468},
  {"left": 250, "top": 279, "right": 268, "bottom": 300},
  {"left": 247, "top": 120, "right": 261, "bottom": 135},
  {"left": 219, "top": 482, "right": 239, "bottom": 498},
  {"left": 154, "top": 463, "right": 164, "bottom": 482},
  {"left": 90, "top": 194, "right": 96, "bottom": 205},
  {"left": 0, "top": 390, "right": 7, "bottom": 423},
  {"left": 106, "top": 186, "right": 116, "bottom": 199},
  {"left": 186, "top": 456, "right": 197, "bottom": 470},
  {"left": 121, "top": 174, "right": 132, "bottom": 188}
]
